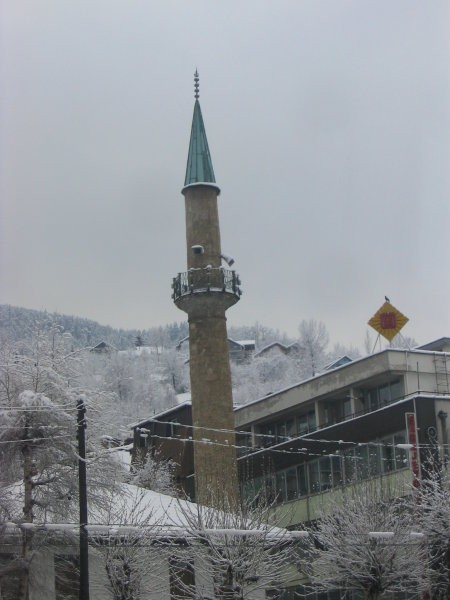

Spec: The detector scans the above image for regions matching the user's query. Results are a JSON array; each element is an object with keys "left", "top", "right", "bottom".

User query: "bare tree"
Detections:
[
  {"left": 160, "top": 348, "right": 190, "bottom": 395},
  {"left": 298, "top": 319, "right": 329, "bottom": 377},
  {"left": 418, "top": 460, "right": 450, "bottom": 599},
  {"left": 169, "top": 492, "right": 299, "bottom": 599},
  {"left": 231, "top": 353, "right": 295, "bottom": 406},
  {"left": 90, "top": 485, "right": 168, "bottom": 600},
  {"left": 128, "top": 449, "right": 179, "bottom": 497},
  {"left": 301, "top": 483, "right": 426, "bottom": 599},
  {"left": 0, "top": 324, "right": 122, "bottom": 599},
  {"left": 0, "top": 390, "right": 75, "bottom": 599},
  {"left": 389, "top": 334, "right": 418, "bottom": 349}
]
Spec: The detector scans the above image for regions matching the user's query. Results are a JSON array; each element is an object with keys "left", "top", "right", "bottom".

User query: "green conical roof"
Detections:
[{"left": 184, "top": 99, "right": 218, "bottom": 189}]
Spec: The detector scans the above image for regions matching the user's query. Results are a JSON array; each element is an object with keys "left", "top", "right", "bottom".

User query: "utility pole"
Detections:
[{"left": 77, "top": 395, "right": 90, "bottom": 600}]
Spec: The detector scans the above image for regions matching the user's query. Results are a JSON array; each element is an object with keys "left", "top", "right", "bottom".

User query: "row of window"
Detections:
[
  {"left": 246, "top": 432, "right": 409, "bottom": 503},
  {"left": 362, "top": 380, "right": 403, "bottom": 413},
  {"left": 257, "top": 410, "right": 317, "bottom": 447},
  {"left": 254, "top": 381, "right": 404, "bottom": 449}
]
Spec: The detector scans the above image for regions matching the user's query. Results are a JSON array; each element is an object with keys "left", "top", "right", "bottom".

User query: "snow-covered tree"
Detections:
[
  {"left": 129, "top": 450, "right": 179, "bottom": 497},
  {"left": 418, "top": 460, "right": 450, "bottom": 599},
  {"left": 90, "top": 486, "right": 167, "bottom": 600},
  {"left": 169, "top": 492, "right": 299, "bottom": 599},
  {"left": 77, "top": 349, "right": 174, "bottom": 436},
  {"left": 301, "top": 484, "right": 426, "bottom": 599},
  {"left": 0, "top": 390, "right": 76, "bottom": 598},
  {"left": 0, "top": 324, "right": 122, "bottom": 599},
  {"left": 298, "top": 319, "right": 329, "bottom": 377},
  {"left": 389, "top": 334, "right": 418, "bottom": 349},
  {"left": 327, "top": 342, "right": 361, "bottom": 363},
  {"left": 166, "top": 348, "right": 190, "bottom": 394}
]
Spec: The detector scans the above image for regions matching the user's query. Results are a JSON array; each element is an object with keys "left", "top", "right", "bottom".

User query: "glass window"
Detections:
[
  {"left": 308, "top": 460, "right": 320, "bottom": 494},
  {"left": 308, "top": 410, "right": 317, "bottom": 431},
  {"left": 166, "top": 420, "right": 177, "bottom": 437},
  {"left": 369, "top": 389, "right": 379, "bottom": 411},
  {"left": 297, "top": 410, "right": 316, "bottom": 435},
  {"left": 331, "top": 455, "right": 343, "bottom": 487},
  {"left": 139, "top": 432, "right": 148, "bottom": 448},
  {"left": 286, "top": 419, "right": 295, "bottom": 438},
  {"left": 259, "top": 423, "right": 275, "bottom": 447},
  {"left": 355, "top": 445, "right": 369, "bottom": 479},
  {"left": 319, "top": 456, "right": 332, "bottom": 491},
  {"left": 239, "top": 429, "right": 252, "bottom": 447},
  {"left": 276, "top": 471, "right": 287, "bottom": 503},
  {"left": 265, "top": 476, "right": 277, "bottom": 503},
  {"left": 297, "top": 464, "right": 308, "bottom": 496},
  {"left": 382, "top": 440, "right": 395, "bottom": 472},
  {"left": 344, "top": 449, "right": 356, "bottom": 484},
  {"left": 394, "top": 433, "right": 408, "bottom": 469},
  {"left": 243, "top": 476, "right": 264, "bottom": 502},
  {"left": 379, "top": 385, "right": 390, "bottom": 406},
  {"left": 343, "top": 398, "right": 352, "bottom": 419},
  {"left": 277, "top": 421, "right": 286, "bottom": 441},
  {"left": 390, "top": 380, "right": 402, "bottom": 401},
  {"left": 368, "top": 445, "right": 381, "bottom": 477},
  {"left": 297, "top": 414, "right": 308, "bottom": 435},
  {"left": 286, "top": 468, "right": 298, "bottom": 500}
]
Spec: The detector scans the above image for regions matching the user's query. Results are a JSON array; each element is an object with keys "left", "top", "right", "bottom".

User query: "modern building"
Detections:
[
  {"left": 236, "top": 338, "right": 450, "bottom": 527},
  {"left": 133, "top": 338, "right": 450, "bottom": 528},
  {"left": 176, "top": 336, "right": 255, "bottom": 363}
]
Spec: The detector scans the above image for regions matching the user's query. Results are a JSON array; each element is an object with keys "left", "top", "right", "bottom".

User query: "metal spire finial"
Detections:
[{"left": 194, "top": 69, "right": 199, "bottom": 100}]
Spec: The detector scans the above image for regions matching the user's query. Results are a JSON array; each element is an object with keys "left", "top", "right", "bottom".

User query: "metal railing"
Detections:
[{"left": 171, "top": 268, "right": 242, "bottom": 301}]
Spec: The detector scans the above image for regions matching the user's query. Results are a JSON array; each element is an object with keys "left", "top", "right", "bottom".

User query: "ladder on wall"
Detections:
[{"left": 434, "top": 353, "right": 450, "bottom": 394}]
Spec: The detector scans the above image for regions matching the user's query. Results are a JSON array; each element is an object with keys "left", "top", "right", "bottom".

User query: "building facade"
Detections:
[
  {"left": 134, "top": 339, "right": 450, "bottom": 528},
  {"left": 236, "top": 339, "right": 450, "bottom": 527}
]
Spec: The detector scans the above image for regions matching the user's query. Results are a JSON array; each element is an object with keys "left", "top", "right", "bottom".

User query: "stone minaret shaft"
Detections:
[{"left": 172, "top": 73, "right": 241, "bottom": 507}]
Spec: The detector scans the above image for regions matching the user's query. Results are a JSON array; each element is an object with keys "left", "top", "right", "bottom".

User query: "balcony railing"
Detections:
[{"left": 171, "top": 267, "right": 242, "bottom": 301}]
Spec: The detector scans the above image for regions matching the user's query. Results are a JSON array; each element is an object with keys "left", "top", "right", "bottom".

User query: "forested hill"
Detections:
[
  {"left": 0, "top": 304, "right": 188, "bottom": 350},
  {"left": 0, "top": 304, "right": 292, "bottom": 350}
]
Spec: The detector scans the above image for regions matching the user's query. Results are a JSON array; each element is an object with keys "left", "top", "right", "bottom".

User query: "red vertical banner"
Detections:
[{"left": 406, "top": 412, "right": 421, "bottom": 488}]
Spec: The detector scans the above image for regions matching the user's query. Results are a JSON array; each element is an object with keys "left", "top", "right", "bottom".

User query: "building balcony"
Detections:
[{"left": 171, "top": 267, "right": 242, "bottom": 302}]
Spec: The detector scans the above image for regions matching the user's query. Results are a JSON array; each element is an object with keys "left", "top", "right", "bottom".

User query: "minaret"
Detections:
[{"left": 172, "top": 72, "right": 241, "bottom": 507}]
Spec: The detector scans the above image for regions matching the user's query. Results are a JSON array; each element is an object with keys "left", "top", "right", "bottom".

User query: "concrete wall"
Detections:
[
  {"left": 270, "top": 469, "right": 413, "bottom": 528},
  {"left": 19, "top": 543, "right": 272, "bottom": 599},
  {"left": 235, "top": 349, "right": 450, "bottom": 429},
  {"left": 2, "top": 542, "right": 218, "bottom": 600}
]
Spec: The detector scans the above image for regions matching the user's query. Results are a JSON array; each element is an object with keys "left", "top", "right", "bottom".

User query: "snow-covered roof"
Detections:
[
  {"left": 2, "top": 482, "right": 294, "bottom": 540},
  {"left": 415, "top": 337, "right": 450, "bottom": 352},
  {"left": 131, "top": 401, "right": 192, "bottom": 428},
  {"left": 119, "top": 345, "right": 166, "bottom": 356},
  {"left": 2, "top": 481, "right": 195, "bottom": 530},
  {"left": 322, "top": 355, "right": 353, "bottom": 371},
  {"left": 176, "top": 392, "right": 192, "bottom": 404},
  {"left": 235, "top": 344, "right": 449, "bottom": 415},
  {"left": 254, "top": 341, "right": 300, "bottom": 357},
  {"left": 236, "top": 340, "right": 255, "bottom": 349}
]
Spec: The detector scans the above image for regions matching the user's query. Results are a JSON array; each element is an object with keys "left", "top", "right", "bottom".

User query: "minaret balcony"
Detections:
[{"left": 172, "top": 267, "right": 242, "bottom": 303}]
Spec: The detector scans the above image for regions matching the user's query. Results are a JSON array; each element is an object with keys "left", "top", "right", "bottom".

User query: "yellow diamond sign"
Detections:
[{"left": 368, "top": 301, "right": 409, "bottom": 342}]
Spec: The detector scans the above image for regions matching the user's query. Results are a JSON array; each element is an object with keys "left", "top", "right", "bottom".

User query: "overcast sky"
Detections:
[{"left": 1, "top": 1, "right": 449, "bottom": 350}]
